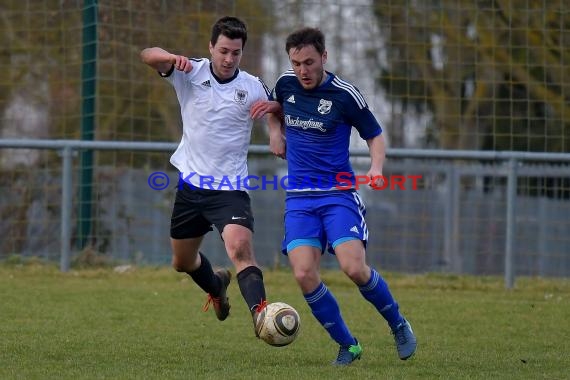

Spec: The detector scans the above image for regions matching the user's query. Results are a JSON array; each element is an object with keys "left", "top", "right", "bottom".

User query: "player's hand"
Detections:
[
  {"left": 366, "top": 168, "right": 385, "bottom": 189},
  {"left": 172, "top": 54, "right": 193, "bottom": 73},
  {"left": 250, "top": 100, "right": 282, "bottom": 120}
]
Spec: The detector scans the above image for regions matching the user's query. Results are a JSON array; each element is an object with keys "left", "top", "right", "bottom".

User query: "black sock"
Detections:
[
  {"left": 188, "top": 252, "right": 221, "bottom": 296},
  {"left": 237, "top": 266, "right": 266, "bottom": 313}
]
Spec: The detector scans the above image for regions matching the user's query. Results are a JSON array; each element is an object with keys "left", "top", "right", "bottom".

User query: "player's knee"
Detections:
[
  {"left": 293, "top": 267, "right": 318, "bottom": 288},
  {"left": 226, "top": 238, "right": 253, "bottom": 263},
  {"left": 172, "top": 262, "right": 186, "bottom": 273},
  {"left": 171, "top": 254, "right": 197, "bottom": 273},
  {"left": 342, "top": 265, "right": 368, "bottom": 284},
  {"left": 171, "top": 256, "right": 186, "bottom": 272}
]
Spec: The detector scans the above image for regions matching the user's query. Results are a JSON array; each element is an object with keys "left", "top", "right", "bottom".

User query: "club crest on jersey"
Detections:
[
  {"left": 317, "top": 99, "right": 332, "bottom": 115},
  {"left": 234, "top": 89, "right": 248, "bottom": 104}
]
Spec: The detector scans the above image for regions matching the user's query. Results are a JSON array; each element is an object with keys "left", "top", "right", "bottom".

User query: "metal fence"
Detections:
[{"left": 1, "top": 139, "right": 569, "bottom": 288}]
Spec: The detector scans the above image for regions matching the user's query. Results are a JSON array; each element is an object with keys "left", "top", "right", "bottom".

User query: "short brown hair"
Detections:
[
  {"left": 211, "top": 16, "right": 248, "bottom": 48},
  {"left": 285, "top": 27, "right": 325, "bottom": 55}
]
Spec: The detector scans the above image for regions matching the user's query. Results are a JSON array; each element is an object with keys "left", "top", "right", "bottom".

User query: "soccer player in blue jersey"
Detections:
[{"left": 252, "top": 27, "right": 417, "bottom": 365}]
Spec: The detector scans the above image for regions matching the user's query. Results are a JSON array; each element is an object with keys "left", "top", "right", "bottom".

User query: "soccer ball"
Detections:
[{"left": 257, "top": 302, "right": 301, "bottom": 347}]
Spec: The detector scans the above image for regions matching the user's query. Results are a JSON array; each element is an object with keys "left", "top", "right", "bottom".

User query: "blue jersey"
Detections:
[{"left": 271, "top": 70, "right": 382, "bottom": 193}]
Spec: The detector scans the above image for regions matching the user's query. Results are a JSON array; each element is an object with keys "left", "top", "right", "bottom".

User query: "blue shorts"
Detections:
[{"left": 282, "top": 191, "right": 368, "bottom": 255}]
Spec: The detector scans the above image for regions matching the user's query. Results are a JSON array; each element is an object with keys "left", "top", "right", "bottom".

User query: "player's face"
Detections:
[
  {"left": 209, "top": 35, "right": 243, "bottom": 80},
  {"left": 288, "top": 45, "right": 327, "bottom": 90}
]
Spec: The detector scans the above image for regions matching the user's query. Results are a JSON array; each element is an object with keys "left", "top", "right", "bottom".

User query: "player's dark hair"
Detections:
[
  {"left": 211, "top": 16, "right": 248, "bottom": 48},
  {"left": 285, "top": 27, "right": 325, "bottom": 55}
]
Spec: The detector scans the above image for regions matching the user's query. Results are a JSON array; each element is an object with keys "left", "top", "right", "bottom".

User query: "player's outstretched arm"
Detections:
[
  {"left": 365, "top": 134, "right": 386, "bottom": 188},
  {"left": 250, "top": 100, "right": 286, "bottom": 158},
  {"left": 140, "top": 47, "right": 193, "bottom": 74}
]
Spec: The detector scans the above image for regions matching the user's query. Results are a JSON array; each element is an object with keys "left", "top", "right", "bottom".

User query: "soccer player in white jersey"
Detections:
[
  {"left": 252, "top": 27, "right": 417, "bottom": 365},
  {"left": 140, "top": 16, "right": 277, "bottom": 338}
]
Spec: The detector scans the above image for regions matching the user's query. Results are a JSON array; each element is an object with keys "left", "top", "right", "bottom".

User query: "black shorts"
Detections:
[{"left": 170, "top": 182, "right": 254, "bottom": 239}]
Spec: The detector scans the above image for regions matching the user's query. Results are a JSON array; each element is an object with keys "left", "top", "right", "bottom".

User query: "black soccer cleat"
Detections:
[{"left": 202, "top": 269, "right": 231, "bottom": 321}]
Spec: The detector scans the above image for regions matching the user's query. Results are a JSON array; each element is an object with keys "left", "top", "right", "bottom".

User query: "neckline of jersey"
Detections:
[{"left": 210, "top": 63, "right": 240, "bottom": 84}]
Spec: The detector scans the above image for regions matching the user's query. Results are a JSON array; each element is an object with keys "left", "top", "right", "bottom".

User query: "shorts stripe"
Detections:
[
  {"left": 287, "top": 238, "right": 322, "bottom": 253},
  {"left": 331, "top": 236, "right": 360, "bottom": 249},
  {"left": 352, "top": 192, "right": 368, "bottom": 241}
]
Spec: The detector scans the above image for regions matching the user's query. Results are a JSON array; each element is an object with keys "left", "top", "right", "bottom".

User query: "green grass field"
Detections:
[{"left": 1, "top": 262, "right": 569, "bottom": 380}]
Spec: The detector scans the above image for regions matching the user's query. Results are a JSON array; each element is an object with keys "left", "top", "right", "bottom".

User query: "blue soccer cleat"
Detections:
[
  {"left": 392, "top": 319, "right": 417, "bottom": 360},
  {"left": 332, "top": 339, "right": 362, "bottom": 366}
]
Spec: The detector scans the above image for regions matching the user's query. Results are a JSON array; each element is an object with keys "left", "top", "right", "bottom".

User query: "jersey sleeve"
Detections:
[
  {"left": 343, "top": 87, "right": 383, "bottom": 140},
  {"left": 269, "top": 75, "right": 285, "bottom": 104},
  {"left": 162, "top": 58, "right": 206, "bottom": 91},
  {"left": 161, "top": 65, "right": 184, "bottom": 90},
  {"left": 256, "top": 77, "right": 271, "bottom": 101}
]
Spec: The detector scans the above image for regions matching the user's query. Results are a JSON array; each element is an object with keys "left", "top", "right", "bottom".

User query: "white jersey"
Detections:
[{"left": 163, "top": 58, "right": 270, "bottom": 190}]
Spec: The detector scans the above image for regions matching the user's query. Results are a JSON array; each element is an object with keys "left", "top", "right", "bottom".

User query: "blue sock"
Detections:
[
  {"left": 359, "top": 268, "right": 404, "bottom": 330},
  {"left": 304, "top": 282, "right": 356, "bottom": 346}
]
